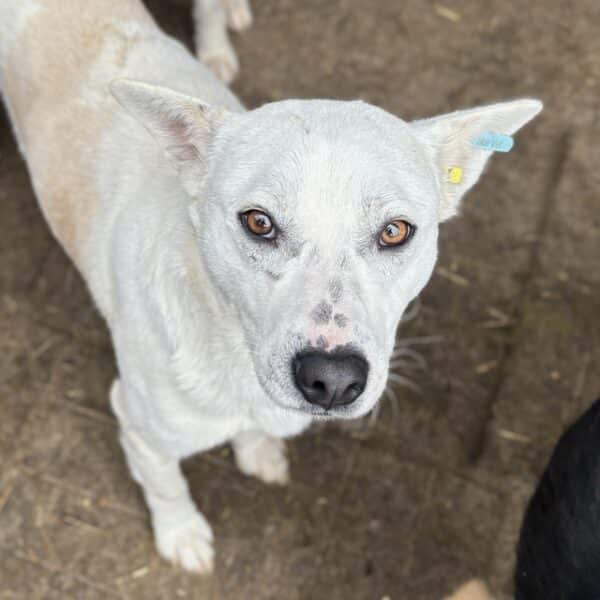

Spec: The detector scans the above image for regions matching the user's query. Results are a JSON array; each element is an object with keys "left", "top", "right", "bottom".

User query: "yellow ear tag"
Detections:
[{"left": 446, "top": 166, "right": 463, "bottom": 184}]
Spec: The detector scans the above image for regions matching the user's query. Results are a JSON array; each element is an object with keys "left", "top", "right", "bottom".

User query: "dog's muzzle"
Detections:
[{"left": 292, "top": 350, "right": 369, "bottom": 411}]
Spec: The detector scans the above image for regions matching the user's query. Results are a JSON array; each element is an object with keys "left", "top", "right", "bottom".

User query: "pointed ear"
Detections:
[
  {"left": 110, "top": 79, "right": 230, "bottom": 197},
  {"left": 411, "top": 99, "right": 543, "bottom": 221}
]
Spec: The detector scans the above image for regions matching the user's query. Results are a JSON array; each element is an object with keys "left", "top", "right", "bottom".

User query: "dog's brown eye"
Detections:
[
  {"left": 242, "top": 209, "right": 276, "bottom": 239},
  {"left": 379, "top": 220, "right": 413, "bottom": 248}
]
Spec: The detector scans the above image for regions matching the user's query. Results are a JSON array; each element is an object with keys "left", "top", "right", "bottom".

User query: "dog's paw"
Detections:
[
  {"left": 199, "top": 43, "right": 239, "bottom": 83},
  {"left": 233, "top": 433, "right": 289, "bottom": 485},
  {"left": 225, "top": 0, "right": 253, "bottom": 31},
  {"left": 155, "top": 512, "right": 214, "bottom": 574}
]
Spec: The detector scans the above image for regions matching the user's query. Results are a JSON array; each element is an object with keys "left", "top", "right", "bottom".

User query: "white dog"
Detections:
[
  {"left": 0, "top": 0, "right": 541, "bottom": 573},
  {"left": 193, "top": 0, "right": 252, "bottom": 83}
]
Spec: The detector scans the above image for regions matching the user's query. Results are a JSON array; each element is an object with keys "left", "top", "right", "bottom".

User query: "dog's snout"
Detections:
[{"left": 293, "top": 351, "right": 368, "bottom": 410}]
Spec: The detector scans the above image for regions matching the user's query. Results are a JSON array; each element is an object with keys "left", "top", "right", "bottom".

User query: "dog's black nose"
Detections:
[{"left": 293, "top": 351, "right": 368, "bottom": 410}]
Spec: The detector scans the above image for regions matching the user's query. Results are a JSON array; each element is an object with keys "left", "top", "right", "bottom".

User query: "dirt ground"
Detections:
[{"left": 1, "top": 1, "right": 599, "bottom": 598}]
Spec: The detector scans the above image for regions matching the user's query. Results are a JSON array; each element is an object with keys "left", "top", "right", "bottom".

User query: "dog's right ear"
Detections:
[{"left": 110, "top": 79, "right": 230, "bottom": 196}]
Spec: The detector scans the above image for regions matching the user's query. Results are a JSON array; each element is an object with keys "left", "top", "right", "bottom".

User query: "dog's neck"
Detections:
[{"left": 151, "top": 217, "right": 262, "bottom": 412}]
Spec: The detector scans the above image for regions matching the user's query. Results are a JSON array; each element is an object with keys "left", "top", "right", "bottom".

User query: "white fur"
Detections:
[
  {"left": 233, "top": 430, "right": 290, "bottom": 484},
  {"left": 0, "top": 0, "right": 541, "bottom": 572},
  {"left": 193, "top": 0, "right": 253, "bottom": 83}
]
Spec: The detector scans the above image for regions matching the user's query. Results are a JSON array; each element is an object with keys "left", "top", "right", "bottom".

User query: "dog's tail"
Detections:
[{"left": 444, "top": 580, "right": 494, "bottom": 600}]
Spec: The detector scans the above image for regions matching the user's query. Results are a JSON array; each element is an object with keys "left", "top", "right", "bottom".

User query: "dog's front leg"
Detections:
[
  {"left": 193, "top": 0, "right": 239, "bottom": 83},
  {"left": 222, "top": 0, "right": 253, "bottom": 31},
  {"left": 232, "top": 430, "right": 290, "bottom": 485},
  {"left": 111, "top": 381, "right": 214, "bottom": 573}
]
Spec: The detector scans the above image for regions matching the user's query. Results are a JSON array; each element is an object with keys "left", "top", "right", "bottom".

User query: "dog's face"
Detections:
[
  {"left": 112, "top": 81, "right": 541, "bottom": 420},
  {"left": 193, "top": 100, "right": 441, "bottom": 419}
]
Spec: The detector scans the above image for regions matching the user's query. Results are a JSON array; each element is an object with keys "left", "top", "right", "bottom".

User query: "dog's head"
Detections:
[{"left": 112, "top": 80, "right": 541, "bottom": 420}]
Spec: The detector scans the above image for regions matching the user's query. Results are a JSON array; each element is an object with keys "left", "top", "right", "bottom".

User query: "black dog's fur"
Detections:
[{"left": 515, "top": 398, "right": 600, "bottom": 599}]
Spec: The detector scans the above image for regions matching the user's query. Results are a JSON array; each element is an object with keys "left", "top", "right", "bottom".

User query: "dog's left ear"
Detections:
[
  {"left": 411, "top": 99, "right": 542, "bottom": 221},
  {"left": 110, "top": 79, "right": 231, "bottom": 197}
]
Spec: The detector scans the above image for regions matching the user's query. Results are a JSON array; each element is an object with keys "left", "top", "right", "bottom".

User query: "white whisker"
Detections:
[
  {"left": 400, "top": 298, "right": 421, "bottom": 324},
  {"left": 390, "top": 349, "right": 427, "bottom": 369},
  {"left": 387, "top": 372, "right": 422, "bottom": 394},
  {"left": 394, "top": 335, "right": 444, "bottom": 347}
]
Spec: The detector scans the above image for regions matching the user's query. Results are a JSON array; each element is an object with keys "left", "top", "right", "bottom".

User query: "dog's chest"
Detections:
[
  {"left": 156, "top": 403, "right": 255, "bottom": 459},
  {"left": 154, "top": 348, "right": 268, "bottom": 454}
]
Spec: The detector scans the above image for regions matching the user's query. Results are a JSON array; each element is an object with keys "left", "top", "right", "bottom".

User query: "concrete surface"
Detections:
[{"left": 1, "top": 1, "right": 599, "bottom": 598}]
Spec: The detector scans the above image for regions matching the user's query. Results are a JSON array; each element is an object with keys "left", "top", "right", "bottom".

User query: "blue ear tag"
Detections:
[{"left": 471, "top": 132, "right": 514, "bottom": 153}]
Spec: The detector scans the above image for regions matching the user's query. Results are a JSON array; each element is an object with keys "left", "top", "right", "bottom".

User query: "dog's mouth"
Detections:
[
  {"left": 271, "top": 396, "right": 359, "bottom": 419},
  {"left": 255, "top": 367, "right": 359, "bottom": 418}
]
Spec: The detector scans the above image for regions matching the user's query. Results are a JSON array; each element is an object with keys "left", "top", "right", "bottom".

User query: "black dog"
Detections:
[{"left": 515, "top": 397, "right": 600, "bottom": 599}]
